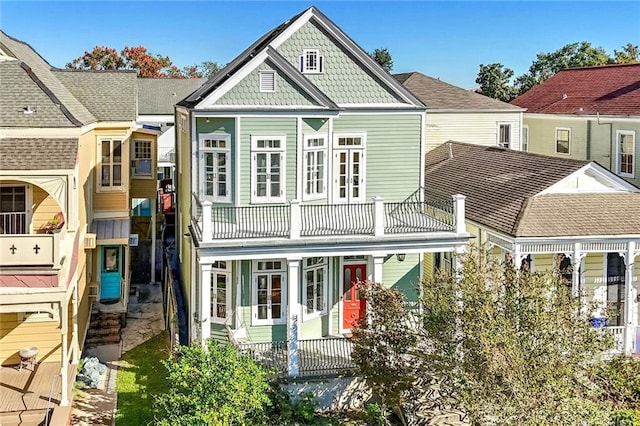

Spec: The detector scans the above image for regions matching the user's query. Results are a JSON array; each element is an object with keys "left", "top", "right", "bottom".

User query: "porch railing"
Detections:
[
  {"left": 0, "top": 232, "right": 61, "bottom": 268},
  {"left": 236, "top": 338, "right": 356, "bottom": 377},
  {"left": 603, "top": 326, "right": 626, "bottom": 353},
  {"left": 193, "top": 192, "right": 464, "bottom": 242},
  {"left": 0, "top": 212, "right": 27, "bottom": 234}
]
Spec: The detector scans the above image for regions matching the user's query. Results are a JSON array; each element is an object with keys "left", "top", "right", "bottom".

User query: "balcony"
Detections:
[
  {"left": 191, "top": 192, "right": 465, "bottom": 243},
  {"left": 0, "top": 230, "right": 63, "bottom": 268}
]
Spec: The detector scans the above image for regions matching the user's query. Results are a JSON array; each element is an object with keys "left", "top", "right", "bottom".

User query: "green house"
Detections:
[{"left": 175, "top": 6, "right": 469, "bottom": 377}]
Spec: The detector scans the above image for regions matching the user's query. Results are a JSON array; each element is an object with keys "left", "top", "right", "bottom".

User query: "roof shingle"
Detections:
[
  {"left": 511, "top": 63, "right": 640, "bottom": 116},
  {"left": 0, "top": 138, "right": 78, "bottom": 170},
  {"left": 137, "top": 78, "right": 206, "bottom": 115}
]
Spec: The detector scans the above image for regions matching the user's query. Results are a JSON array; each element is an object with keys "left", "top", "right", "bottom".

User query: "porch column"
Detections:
[
  {"left": 373, "top": 197, "right": 384, "bottom": 237},
  {"left": 72, "top": 283, "right": 79, "bottom": 364},
  {"left": 453, "top": 194, "right": 466, "bottom": 235},
  {"left": 60, "top": 300, "right": 69, "bottom": 406},
  {"left": 200, "top": 263, "right": 212, "bottom": 346},
  {"left": 372, "top": 255, "right": 384, "bottom": 284},
  {"left": 287, "top": 258, "right": 301, "bottom": 376},
  {"left": 201, "top": 201, "right": 212, "bottom": 243},
  {"left": 571, "top": 242, "right": 585, "bottom": 298},
  {"left": 624, "top": 241, "right": 637, "bottom": 355},
  {"left": 151, "top": 198, "right": 157, "bottom": 283}
]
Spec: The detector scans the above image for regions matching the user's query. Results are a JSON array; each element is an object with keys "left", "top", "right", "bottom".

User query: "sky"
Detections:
[{"left": 1, "top": 1, "right": 639, "bottom": 89}]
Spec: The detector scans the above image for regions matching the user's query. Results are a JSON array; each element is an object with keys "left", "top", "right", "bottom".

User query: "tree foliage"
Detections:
[
  {"left": 475, "top": 63, "right": 518, "bottom": 102},
  {"left": 352, "top": 248, "right": 621, "bottom": 425},
  {"left": 369, "top": 48, "right": 393, "bottom": 72},
  {"left": 183, "top": 61, "right": 223, "bottom": 79},
  {"left": 477, "top": 41, "right": 637, "bottom": 100},
  {"left": 155, "top": 340, "right": 271, "bottom": 425}
]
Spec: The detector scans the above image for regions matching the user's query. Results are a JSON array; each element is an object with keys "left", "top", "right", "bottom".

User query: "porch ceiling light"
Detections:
[{"left": 396, "top": 253, "right": 406, "bottom": 262}]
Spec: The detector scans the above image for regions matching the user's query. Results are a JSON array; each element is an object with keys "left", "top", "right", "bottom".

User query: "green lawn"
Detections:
[{"left": 115, "top": 331, "right": 170, "bottom": 426}]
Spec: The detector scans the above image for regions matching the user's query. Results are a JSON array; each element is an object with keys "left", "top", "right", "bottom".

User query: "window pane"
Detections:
[
  {"left": 102, "top": 142, "right": 110, "bottom": 163},
  {"left": 101, "top": 165, "right": 111, "bottom": 186},
  {"left": 113, "top": 141, "right": 122, "bottom": 163},
  {"left": 113, "top": 165, "right": 121, "bottom": 186}
]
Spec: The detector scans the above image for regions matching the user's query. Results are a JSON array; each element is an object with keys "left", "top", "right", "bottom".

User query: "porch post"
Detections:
[
  {"left": 372, "top": 255, "right": 384, "bottom": 284},
  {"left": 200, "top": 263, "right": 212, "bottom": 346},
  {"left": 151, "top": 198, "right": 156, "bottom": 283},
  {"left": 287, "top": 258, "right": 301, "bottom": 376},
  {"left": 570, "top": 242, "right": 581, "bottom": 296},
  {"left": 453, "top": 194, "right": 466, "bottom": 234},
  {"left": 201, "top": 201, "right": 212, "bottom": 243},
  {"left": 60, "top": 300, "right": 69, "bottom": 406},
  {"left": 72, "top": 283, "right": 79, "bottom": 364},
  {"left": 624, "top": 241, "right": 636, "bottom": 355},
  {"left": 373, "top": 196, "right": 384, "bottom": 237},
  {"left": 289, "top": 200, "right": 301, "bottom": 239}
]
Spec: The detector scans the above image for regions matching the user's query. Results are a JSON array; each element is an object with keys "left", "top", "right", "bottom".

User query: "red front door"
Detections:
[{"left": 342, "top": 263, "right": 366, "bottom": 329}]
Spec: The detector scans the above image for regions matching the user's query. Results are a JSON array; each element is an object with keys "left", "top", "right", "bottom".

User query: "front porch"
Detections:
[{"left": 0, "top": 361, "right": 76, "bottom": 425}]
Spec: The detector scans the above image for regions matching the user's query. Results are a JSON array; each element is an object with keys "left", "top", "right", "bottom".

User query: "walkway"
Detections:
[{"left": 71, "top": 282, "right": 165, "bottom": 425}]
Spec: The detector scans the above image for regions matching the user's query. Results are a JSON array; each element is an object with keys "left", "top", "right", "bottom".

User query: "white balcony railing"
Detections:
[
  {"left": 603, "top": 326, "right": 626, "bottom": 354},
  {"left": 191, "top": 193, "right": 466, "bottom": 243},
  {"left": 0, "top": 231, "right": 62, "bottom": 268}
]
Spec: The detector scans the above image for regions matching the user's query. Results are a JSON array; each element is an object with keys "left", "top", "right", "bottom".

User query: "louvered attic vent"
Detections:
[{"left": 260, "top": 71, "right": 276, "bottom": 92}]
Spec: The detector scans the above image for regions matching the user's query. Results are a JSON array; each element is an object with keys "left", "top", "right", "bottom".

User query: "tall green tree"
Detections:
[
  {"left": 369, "top": 47, "right": 393, "bottom": 72},
  {"left": 352, "top": 249, "right": 616, "bottom": 425},
  {"left": 475, "top": 63, "right": 518, "bottom": 102},
  {"left": 614, "top": 43, "right": 640, "bottom": 64}
]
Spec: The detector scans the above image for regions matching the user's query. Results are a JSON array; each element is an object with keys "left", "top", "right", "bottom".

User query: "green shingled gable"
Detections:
[
  {"left": 276, "top": 20, "right": 402, "bottom": 105},
  {"left": 216, "top": 61, "right": 322, "bottom": 107}
]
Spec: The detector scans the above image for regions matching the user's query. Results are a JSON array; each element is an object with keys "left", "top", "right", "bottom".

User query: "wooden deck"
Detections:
[{"left": 0, "top": 361, "right": 74, "bottom": 424}]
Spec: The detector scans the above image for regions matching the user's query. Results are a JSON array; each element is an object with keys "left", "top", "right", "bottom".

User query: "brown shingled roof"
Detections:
[
  {"left": 511, "top": 63, "right": 640, "bottom": 116},
  {"left": 0, "top": 138, "right": 78, "bottom": 170},
  {"left": 425, "top": 142, "right": 590, "bottom": 236}
]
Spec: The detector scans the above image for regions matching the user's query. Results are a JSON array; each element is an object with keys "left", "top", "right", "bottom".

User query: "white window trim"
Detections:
[
  {"left": 555, "top": 127, "right": 571, "bottom": 155},
  {"left": 300, "top": 48, "right": 324, "bottom": 74},
  {"left": 302, "top": 133, "right": 327, "bottom": 201},
  {"left": 616, "top": 130, "right": 636, "bottom": 178},
  {"left": 250, "top": 135, "right": 286, "bottom": 204},
  {"left": 211, "top": 262, "right": 231, "bottom": 325},
  {"left": 302, "top": 257, "right": 328, "bottom": 321},
  {"left": 97, "top": 138, "right": 125, "bottom": 192},
  {"left": 131, "top": 139, "right": 154, "bottom": 178},
  {"left": 199, "top": 133, "right": 231, "bottom": 202},
  {"left": 259, "top": 70, "right": 276, "bottom": 93},
  {"left": 522, "top": 125, "right": 529, "bottom": 152},
  {"left": 251, "top": 260, "right": 287, "bottom": 326},
  {"left": 333, "top": 133, "right": 367, "bottom": 204},
  {"left": 497, "top": 123, "right": 511, "bottom": 149}
]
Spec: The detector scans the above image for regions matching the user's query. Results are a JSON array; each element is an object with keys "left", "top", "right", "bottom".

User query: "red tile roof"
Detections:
[{"left": 511, "top": 63, "right": 640, "bottom": 116}]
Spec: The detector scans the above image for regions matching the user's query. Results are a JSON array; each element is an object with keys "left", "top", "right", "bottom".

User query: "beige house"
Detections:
[
  {"left": 425, "top": 142, "right": 640, "bottom": 355},
  {"left": 511, "top": 63, "right": 640, "bottom": 188},
  {"left": 0, "top": 31, "right": 157, "bottom": 423},
  {"left": 395, "top": 72, "right": 525, "bottom": 151}
]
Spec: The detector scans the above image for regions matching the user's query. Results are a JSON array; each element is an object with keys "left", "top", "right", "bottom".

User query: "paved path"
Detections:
[{"left": 71, "top": 283, "right": 165, "bottom": 425}]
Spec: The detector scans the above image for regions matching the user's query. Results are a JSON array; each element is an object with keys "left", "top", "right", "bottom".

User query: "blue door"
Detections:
[{"left": 100, "top": 246, "right": 121, "bottom": 301}]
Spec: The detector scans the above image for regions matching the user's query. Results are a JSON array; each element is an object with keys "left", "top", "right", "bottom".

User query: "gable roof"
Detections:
[
  {"left": 0, "top": 30, "right": 96, "bottom": 126},
  {"left": 423, "top": 142, "right": 638, "bottom": 237},
  {"left": 178, "top": 6, "right": 423, "bottom": 109},
  {"left": 395, "top": 72, "right": 523, "bottom": 111},
  {"left": 138, "top": 77, "right": 206, "bottom": 115},
  {"left": 0, "top": 138, "right": 78, "bottom": 170},
  {"left": 511, "top": 63, "right": 640, "bottom": 116},
  {"left": 54, "top": 69, "right": 137, "bottom": 121}
]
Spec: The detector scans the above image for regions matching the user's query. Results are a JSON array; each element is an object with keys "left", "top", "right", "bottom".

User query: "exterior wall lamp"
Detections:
[{"left": 396, "top": 253, "right": 406, "bottom": 262}]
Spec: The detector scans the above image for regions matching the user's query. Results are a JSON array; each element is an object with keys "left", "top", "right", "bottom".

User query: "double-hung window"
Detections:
[
  {"left": 303, "top": 134, "right": 327, "bottom": 200},
  {"left": 252, "top": 260, "right": 286, "bottom": 325},
  {"left": 131, "top": 139, "right": 152, "bottom": 176},
  {"left": 99, "top": 138, "right": 123, "bottom": 190},
  {"left": 300, "top": 49, "right": 324, "bottom": 73},
  {"left": 555, "top": 128, "right": 571, "bottom": 154},
  {"left": 200, "top": 133, "right": 231, "bottom": 202},
  {"left": 251, "top": 136, "right": 285, "bottom": 203},
  {"left": 303, "top": 257, "right": 328, "bottom": 320},
  {"left": 497, "top": 123, "right": 511, "bottom": 148},
  {"left": 211, "top": 261, "right": 231, "bottom": 324},
  {"left": 617, "top": 130, "right": 635, "bottom": 178}
]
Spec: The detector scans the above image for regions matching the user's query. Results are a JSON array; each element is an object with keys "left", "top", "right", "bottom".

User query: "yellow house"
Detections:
[
  {"left": 424, "top": 142, "right": 640, "bottom": 355},
  {"left": 0, "top": 30, "right": 157, "bottom": 423}
]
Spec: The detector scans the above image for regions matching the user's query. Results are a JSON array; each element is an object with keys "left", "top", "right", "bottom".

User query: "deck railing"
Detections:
[
  {"left": 193, "top": 192, "right": 464, "bottom": 242},
  {"left": 237, "top": 338, "right": 356, "bottom": 377},
  {"left": 0, "top": 212, "right": 27, "bottom": 234},
  {"left": 603, "top": 326, "right": 626, "bottom": 353}
]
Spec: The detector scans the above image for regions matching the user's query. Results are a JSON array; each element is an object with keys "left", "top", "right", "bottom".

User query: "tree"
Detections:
[
  {"left": 155, "top": 340, "right": 271, "bottom": 425},
  {"left": 66, "top": 45, "right": 186, "bottom": 78},
  {"left": 369, "top": 48, "right": 393, "bottom": 72},
  {"left": 184, "top": 61, "right": 223, "bottom": 79},
  {"left": 353, "top": 248, "right": 616, "bottom": 425},
  {"left": 475, "top": 63, "right": 518, "bottom": 102},
  {"left": 614, "top": 43, "right": 640, "bottom": 64}
]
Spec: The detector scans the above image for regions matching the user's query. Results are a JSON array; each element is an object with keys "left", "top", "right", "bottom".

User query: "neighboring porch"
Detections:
[
  {"left": 0, "top": 362, "right": 76, "bottom": 426},
  {"left": 487, "top": 235, "right": 640, "bottom": 355}
]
